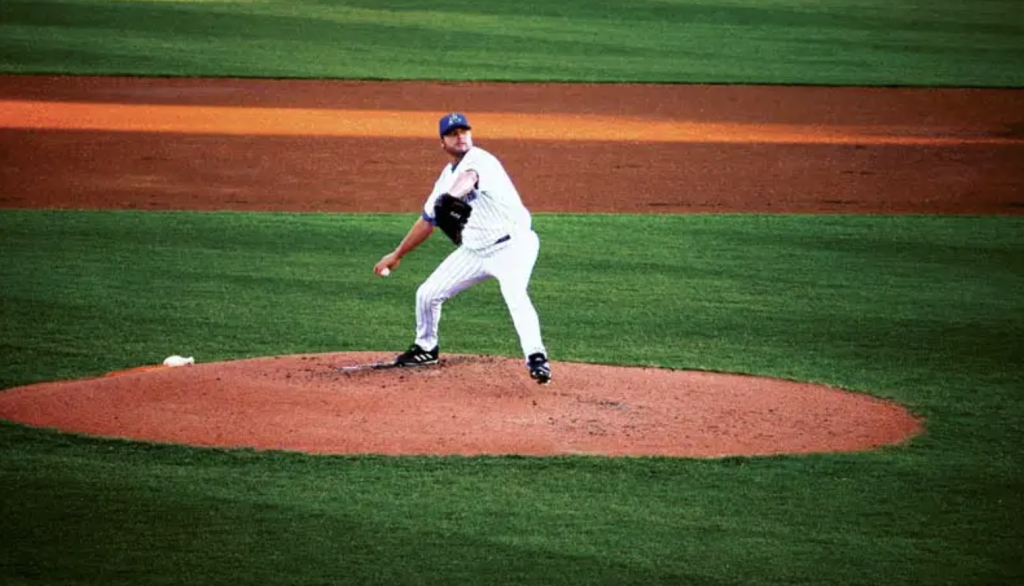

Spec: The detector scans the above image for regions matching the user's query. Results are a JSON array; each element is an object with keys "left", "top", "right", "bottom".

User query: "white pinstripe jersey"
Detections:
[{"left": 423, "top": 147, "right": 532, "bottom": 251}]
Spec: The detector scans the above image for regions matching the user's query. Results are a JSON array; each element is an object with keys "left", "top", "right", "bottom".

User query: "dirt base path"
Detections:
[{"left": 2, "top": 75, "right": 1022, "bottom": 214}]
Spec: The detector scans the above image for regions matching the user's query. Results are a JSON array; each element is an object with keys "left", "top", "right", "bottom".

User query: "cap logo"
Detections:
[{"left": 439, "top": 112, "right": 471, "bottom": 137}]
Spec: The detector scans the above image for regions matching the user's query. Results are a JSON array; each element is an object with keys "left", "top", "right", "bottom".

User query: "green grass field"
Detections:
[
  {"left": 2, "top": 212, "right": 1023, "bottom": 584},
  {"left": 2, "top": 0, "right": 1023, "bottom": 86},
  {"left": 3, "top": 1, "right": 1024, "bottom": 584}
]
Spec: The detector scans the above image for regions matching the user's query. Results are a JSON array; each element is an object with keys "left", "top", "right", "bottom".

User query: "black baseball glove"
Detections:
[{"left": 433, "top": 193, "right": 472, "bottom": 245}]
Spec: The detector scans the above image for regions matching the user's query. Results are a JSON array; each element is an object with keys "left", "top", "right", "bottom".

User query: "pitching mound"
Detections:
[{"left": 0, "top": 353, "right": 922, "bottom": 457}]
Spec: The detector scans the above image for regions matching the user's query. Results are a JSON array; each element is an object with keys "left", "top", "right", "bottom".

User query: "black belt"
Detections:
[{"left": 495, "top": 234, "right": 511, "bottom": 244}]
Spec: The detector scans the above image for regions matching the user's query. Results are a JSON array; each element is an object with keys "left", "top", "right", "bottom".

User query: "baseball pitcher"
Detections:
[{"left": 374, "top": 112, "right": 551, "bottom": 384}]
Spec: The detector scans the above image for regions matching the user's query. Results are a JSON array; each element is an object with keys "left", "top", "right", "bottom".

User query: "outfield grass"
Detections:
[
  {"left": 1, "top": 211, "right": 1022, "bottom": 584},
  {"left": 2, "top": 0, "right": 1023, "bottom": 86}
]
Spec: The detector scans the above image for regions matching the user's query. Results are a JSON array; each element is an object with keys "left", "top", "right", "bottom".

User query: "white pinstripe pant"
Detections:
[{"left": 415, "top": 230, "right": 546, "bottom": 359}]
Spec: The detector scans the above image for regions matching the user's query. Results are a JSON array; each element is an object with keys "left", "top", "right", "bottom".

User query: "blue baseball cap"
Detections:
[{"left": 439, "top": 112, "right": 472, "bottom": 137}]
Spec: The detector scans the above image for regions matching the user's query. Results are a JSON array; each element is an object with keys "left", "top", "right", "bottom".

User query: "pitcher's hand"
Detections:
[{"left": 374, "top": 252, "right": 401, "bottom": 277}]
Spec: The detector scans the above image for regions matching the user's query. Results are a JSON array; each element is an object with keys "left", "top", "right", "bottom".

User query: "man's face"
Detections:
[{"left": 441, "top": 127, "right": 473, "bottom": 156}]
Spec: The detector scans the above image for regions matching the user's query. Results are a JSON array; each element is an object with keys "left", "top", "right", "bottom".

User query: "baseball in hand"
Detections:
[{"left": 380, "top": 267, "right": 391, "bottom": 277}]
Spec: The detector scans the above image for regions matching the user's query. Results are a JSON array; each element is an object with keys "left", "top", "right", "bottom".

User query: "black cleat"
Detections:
[
  {"left": 527, "top": 352, "right": 552, "bottom": 385},
  {"left": 394, "top": 344, "right": 439, "bottom": 367}
]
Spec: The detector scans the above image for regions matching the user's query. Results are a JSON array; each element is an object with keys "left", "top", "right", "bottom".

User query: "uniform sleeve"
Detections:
[
  {"left": 422, "top": 198, "right": 437, "bottom": 225},
  {"left": 422, "top": 173, "right": 448, "bottom": 224},
  {"left": 458, "top": 149, "right": 498, "bottom": 192}
]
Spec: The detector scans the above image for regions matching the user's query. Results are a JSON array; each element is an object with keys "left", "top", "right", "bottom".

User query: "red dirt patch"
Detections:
[
  {"left": 0, "top": 353, "right": 921, "bottom": 457},
  {"left": 2, "top": 76, "right": 1022, "bottom": 215}
]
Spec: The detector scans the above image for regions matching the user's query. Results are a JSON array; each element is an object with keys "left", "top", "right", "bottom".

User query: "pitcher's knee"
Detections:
[
  {"left": 500, "top": 286, "right": 532, "bottom": 312},
  {"left": 417, "top": 283, "right": 446, "bottom": 308}
]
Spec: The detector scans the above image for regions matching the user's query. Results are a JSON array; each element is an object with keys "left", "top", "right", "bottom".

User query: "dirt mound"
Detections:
[{"left": 0, "top": 353, "right": 921, "bottom": 457}]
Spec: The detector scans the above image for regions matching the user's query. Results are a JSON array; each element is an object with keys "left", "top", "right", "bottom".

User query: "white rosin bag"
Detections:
[{"left": 163, "top": 355, "right": 195, "bottom": 367}]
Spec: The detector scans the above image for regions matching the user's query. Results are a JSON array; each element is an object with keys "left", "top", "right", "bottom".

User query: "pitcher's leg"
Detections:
[
  {"left": 415, "top": 247, "right": 488, "bottom": 351},
  {"left": 499, "top": 280, "right": 546, "bottom": 357},
  {"left": 490, "top": 231, "right": 546, "bottom": 358}
]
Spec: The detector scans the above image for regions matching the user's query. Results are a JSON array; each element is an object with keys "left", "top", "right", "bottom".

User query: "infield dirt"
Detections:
[{"left": 2, "top": 76, "right": 1022, "bottom": 214}]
